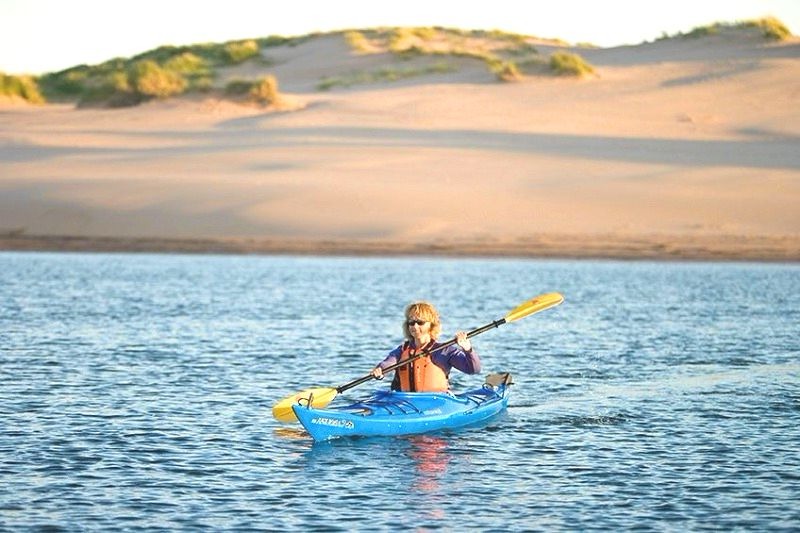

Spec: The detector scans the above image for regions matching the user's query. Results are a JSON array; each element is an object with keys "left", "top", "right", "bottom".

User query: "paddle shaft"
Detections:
[{"left": 336, "top": 318, "right": 507, "bottom": 394}]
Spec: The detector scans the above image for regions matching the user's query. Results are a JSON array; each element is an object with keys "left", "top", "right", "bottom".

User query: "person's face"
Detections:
[{"left": 406, "top": 316, "right": 430, "bottom": 339}]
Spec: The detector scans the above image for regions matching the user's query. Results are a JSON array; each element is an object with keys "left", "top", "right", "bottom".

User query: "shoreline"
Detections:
[{"left": 2, "top": 234, "right": 798, "bottom": 262}]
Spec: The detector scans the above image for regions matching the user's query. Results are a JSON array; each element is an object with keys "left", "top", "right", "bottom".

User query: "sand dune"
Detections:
[{"left": 1, "top": 28, "right": 799, "bottom": 260}]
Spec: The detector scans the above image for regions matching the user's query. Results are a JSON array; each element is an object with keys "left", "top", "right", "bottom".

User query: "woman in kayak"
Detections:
[{"left": 371, "top": 301, "right": 481, "bottom": 392}]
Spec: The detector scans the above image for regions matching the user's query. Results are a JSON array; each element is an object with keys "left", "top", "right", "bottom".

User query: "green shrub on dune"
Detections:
[
  {"left": 163, "top": 52, "right": 207, "bottom": 74},
  {"left": 77, "top": 70, "right": 139, "bottom": 108},
  {"left": 256, "top": 35, "right": 301, "bottom": 48},
  {"left": 345, "top": 31, "right": 372, "bottom": 53},
  {"left": 75, "top": 61, "right": 187, "bottom": 107},
  {"left": 11, "top": 27, "right": 610, "bottom": 107},
  {"left": 316, "top": 62, "right": 456, "bottom": 91},
  {"left": 225, "top": 76, "right": 282, "bottom": 105},
  {"left": 248, "top": 76, "right": 280, "bottom": 105},
  {"left": 486, "top": 58, "right": 522, "bottom": 82},
  {"left": 9, "top": 19, "right": 796, "bottom": 108},
  {"left": 745, "top": 16, "right": 792, "bottom": 40},
  {"left": 485, "top": 29, "right": 529, "bottom": 45},
  {"left": 388, "top": 28, "right": 415, "bottom": 53},
  {"left": 163, "top": 52, "right": 214, "bottom": 92},
  {"left": 43, "top": 58, "right": 135, "bottom": 105},
  {"left": 674, "top": 16, "right": 792, "bottom": 41},
  {"left": 133, "top": 45, "right": 196, "bottom": 65},
  {"left": 0, "top": 72, "right": 45, "bottom": 103},
  {"left": 379, "top": 27, "right": 588, "bottom": 82},
  {"left": 223, "top": 39, "right": 261, "bottom": 64},
  {"left": 133, "top": 39, "right": 285, "bottom": 67},
  {"left": 549, "top": 51, "right": 595, "bottom": 77},
  {"left": 39, "top": 66, "right": 90, "bottom": 99},
  {"left": 683, "top": 24, "right": 721, "bottom": 39},
  {"left": 129, "top": 60, "right": 187, "bottom": 98},
  {"left": 7, "top": 34, "right": 277, "bottom": 107}
]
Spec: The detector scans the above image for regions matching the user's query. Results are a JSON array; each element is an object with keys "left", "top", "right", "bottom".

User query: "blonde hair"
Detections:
[{"left": 403, "top": 301, "right": 442, "bottom": 340}]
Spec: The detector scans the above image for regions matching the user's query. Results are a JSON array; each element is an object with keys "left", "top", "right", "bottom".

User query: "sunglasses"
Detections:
[{"left": 406, "top": 319, "right": 428, "bottom": 326}]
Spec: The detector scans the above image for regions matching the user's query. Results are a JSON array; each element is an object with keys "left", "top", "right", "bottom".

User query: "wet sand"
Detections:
[{"left": 2, "top": 233, "right": 798, "bottom": 261}]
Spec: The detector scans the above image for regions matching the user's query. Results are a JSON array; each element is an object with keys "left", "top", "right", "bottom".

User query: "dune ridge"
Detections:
[{"left": 1, "top": 27, "right": 799, "bottom": 261}]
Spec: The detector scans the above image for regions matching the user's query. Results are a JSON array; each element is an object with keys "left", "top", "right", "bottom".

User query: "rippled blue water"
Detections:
[{"left": 1, "top": 252, "right": 798, "bottom": 531}]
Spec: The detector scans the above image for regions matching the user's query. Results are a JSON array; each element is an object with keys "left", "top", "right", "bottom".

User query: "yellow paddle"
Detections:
[{"left": 272, "top": 292, "right": 564, "bottom": 423}]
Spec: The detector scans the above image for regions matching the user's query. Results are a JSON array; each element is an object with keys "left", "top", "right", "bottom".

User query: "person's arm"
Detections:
[
  {"left": 371, "top": 345, "right": 402, "bottom": 379},
  {"left": 439, "top": 335, "right": 482, "bottom": 374}
]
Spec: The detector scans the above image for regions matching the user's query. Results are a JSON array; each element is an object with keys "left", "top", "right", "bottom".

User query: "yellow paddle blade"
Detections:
[
  {"left": 272, "top": 387, "right": 338, "bottom": 423},
  {"left": 504, "top": 292, "right": 564, "bottom": 323}
]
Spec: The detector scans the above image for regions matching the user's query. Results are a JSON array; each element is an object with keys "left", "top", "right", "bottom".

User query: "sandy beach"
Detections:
[{"left": 2, "top": 28, "right": 799, "bottom": 260}]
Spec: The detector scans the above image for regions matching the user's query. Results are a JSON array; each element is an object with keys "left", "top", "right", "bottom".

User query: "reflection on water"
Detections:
[
  {"left": 405, "top": 435, "right": 451, "bottom": 493},
  {"left": 273, "top": 426, "right": 309, "bottom": 440},
  {"left": 294, "top": 433, "right": 456, "bottom": 524}
]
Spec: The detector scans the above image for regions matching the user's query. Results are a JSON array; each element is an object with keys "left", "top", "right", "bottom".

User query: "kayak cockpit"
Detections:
[{"left": 335, "top": 372, "right": 514, "bottom": 418}]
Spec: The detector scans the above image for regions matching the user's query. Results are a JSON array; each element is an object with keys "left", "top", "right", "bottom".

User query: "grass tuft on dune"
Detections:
[{"left": 4, "top": 17, "right": 793, "bottom": 106}]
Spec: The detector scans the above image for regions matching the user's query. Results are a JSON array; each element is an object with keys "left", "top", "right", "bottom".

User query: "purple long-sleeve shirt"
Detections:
[{"left": 377, "top": 340, "right": 482, "bottom": 378}]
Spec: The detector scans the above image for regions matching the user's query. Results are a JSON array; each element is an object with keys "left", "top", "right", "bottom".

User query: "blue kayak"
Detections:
[{"left": 292, "top": 373, "right": 513, "bottom": 441}]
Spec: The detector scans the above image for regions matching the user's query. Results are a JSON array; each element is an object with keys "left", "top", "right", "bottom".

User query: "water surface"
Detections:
[{"left": 1, "top": 253, "right": 798, "bottom": 530}]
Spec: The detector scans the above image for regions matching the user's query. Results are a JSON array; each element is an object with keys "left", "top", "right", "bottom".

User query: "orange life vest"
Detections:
[{"left": 394, "top": 341, "right": 449, "bottom": 393}]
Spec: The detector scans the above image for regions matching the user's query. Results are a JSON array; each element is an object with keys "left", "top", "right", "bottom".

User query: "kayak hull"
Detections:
[{"left": 292, "top": 375, "right": 512, "bottom": 441}]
